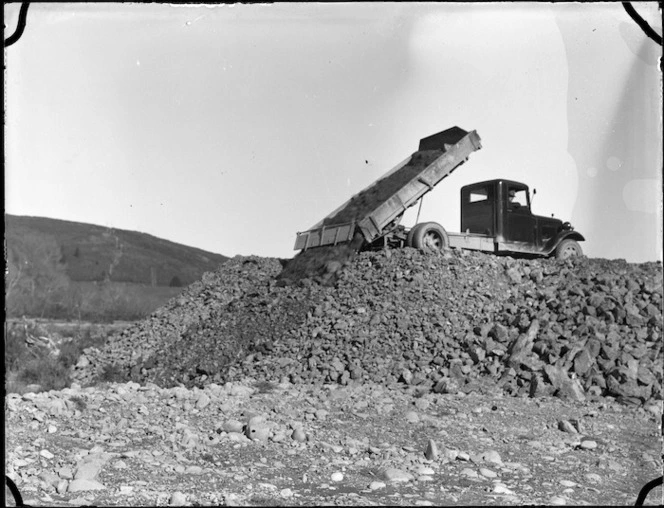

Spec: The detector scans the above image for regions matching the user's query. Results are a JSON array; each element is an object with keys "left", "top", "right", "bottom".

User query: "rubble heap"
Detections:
[{"left": 74, "top": 249, "right": 662, "bottom": 405}]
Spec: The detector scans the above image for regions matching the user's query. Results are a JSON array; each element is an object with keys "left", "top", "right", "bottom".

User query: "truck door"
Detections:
[
  {"left": 461, "top": 183, "right": 494, "bottom": 235},
  {"left": 505, "top": 184, "right": 535, "bottom": 243}
]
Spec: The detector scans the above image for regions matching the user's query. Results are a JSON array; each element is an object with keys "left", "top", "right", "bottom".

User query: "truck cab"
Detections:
[{"left": 458, "top": 179, "right": 584, "bottom": 257}]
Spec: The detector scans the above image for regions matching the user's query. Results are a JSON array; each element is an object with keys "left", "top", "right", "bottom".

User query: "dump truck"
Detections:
[{"left": 294, "top": 126, "right": 585, "bottom": 259}]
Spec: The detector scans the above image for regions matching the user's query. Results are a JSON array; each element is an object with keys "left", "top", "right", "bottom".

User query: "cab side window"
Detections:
[{"left": 469, "top": 187, "right": 489, "bottom": 203}]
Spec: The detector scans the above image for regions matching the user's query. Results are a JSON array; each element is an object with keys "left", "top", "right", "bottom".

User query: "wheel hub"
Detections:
[
  {"left": 562, "top": 246, "right": 576, "bottom": 258},
  {"left": 424, "top": 233, "right": 442, "bottom": 250}
]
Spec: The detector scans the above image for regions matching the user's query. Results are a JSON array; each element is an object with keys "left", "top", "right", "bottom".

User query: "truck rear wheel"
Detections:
[
  {"left": 411, "top": 222, "right": 449, "bottom": 252},
  {"left": 406, "top": 224, "right": 420, "bottom": 248},
  {"left": 555, "top": 239, "right": 583, "bottom": 259}
]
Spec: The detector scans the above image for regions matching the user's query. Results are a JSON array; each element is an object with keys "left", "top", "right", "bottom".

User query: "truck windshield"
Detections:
[{"left": 507, "top": 187, "right": 529, "bottom": 209}]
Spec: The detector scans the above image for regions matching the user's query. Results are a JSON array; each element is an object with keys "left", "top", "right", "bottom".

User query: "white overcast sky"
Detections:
[{"left": 4, "top": 2, "right": 662, "bottom": 262}]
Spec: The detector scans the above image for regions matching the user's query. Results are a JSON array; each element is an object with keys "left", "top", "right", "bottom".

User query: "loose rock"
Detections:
[
  {"left": 424, "top": 439, "right": 439, "bottom": 460},
  {"left": 381, "top": 468, "right": 414, "bottom": 483}
]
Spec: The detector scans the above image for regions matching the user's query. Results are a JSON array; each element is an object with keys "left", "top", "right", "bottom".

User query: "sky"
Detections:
[{"left": 4, "top": 2, "right": 663, "bottom": 262}]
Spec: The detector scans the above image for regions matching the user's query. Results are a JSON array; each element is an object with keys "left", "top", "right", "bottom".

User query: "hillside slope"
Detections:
[{"left": 5, "top": 214, "right": 228, "bottom": 287}]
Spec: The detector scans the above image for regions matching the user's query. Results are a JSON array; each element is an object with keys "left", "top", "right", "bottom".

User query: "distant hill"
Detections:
[{"left": 5, "top": 214, "right": 228, "bottom": 287}]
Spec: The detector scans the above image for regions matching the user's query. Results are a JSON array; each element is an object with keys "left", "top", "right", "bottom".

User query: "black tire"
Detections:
[
  {"left": 555, "top": 239, "right": 583, "bottom": 259},
  {"left": 411, "top": 222, "right": 449, "bottom": 252},
  {"left": 406, "top": 224, "right": 422, "bottom": 248}
]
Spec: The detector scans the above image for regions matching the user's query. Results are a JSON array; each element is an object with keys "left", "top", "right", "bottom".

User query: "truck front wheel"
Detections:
[
  {"left": 411, "top": 222, "right": 449, "bottom": 252},
  {"left": 555, "top": 239, "right": 583, "bottom": 259}
]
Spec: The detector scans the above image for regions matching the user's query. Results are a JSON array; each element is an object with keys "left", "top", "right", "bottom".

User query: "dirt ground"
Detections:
[{"left": 5, "top": 380, "right": 662, "bottom": 507}]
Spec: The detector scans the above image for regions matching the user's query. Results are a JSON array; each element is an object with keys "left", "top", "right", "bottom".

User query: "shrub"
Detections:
[
  {"left": 5, "top": 322, "right": 68, "bottom": 393},
  {"left": 58, "top": 340, "right": 82, "bottom": 369},
  {"left": 4, "top": 320, "right": 118, "bottom": 394},
  {"left": 15, "top": 357, "right": 71, "bottom": 392},
  {"left": 58, "top": 327, "right": 107, "bottom": 369},
  {"left": 4, "top": 325, "right": 33, "bottom": 372}
]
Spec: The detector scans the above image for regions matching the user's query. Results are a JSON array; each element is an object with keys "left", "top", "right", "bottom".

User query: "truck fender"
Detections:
[{"left": 545, "top": 231, "right": 585, "bottom": 256}]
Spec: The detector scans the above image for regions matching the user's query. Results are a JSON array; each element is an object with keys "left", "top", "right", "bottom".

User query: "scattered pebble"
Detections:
[
  {"left": 56, "top": 480, "right": 68, "bottom": 495},
  {"left": 424, "top": 439, "right": 439, "bottom": 460},
  {"left": 223, "top": 420, "right": 244, "bottom": 433},
  {"left": 382, "top": 468, "right": 414, "bottom": 483},
  {"left": 493, "top": 484, "right": 515, "bottom": 495},
  {"left": 558, "top": 420, "right": 578, "bottom": 434},
  {"left": 58, "top": 467, "right": 74, "bottom": 480},
  {"left": 580, "top": 440, "right": 598, "bottom": 450},
  {"left": 415, "top": 465, "right": 435, "bottom": 476},
  {"left": 39, "top": 450, "right": 54, "bottom": 460},
  {"left": 196, "top": 392, "right": 211, "bottom": 409},
  {"left": 584, "top": 473, "right": 602, "bottom": 483},
  {"left": 405, "top": 411, "right": 420, "bottom": 423},
  {"left": 461, "top": 468, "right": 479, "bottom": 478},
  {"left": 291, "top": 428, "right": 307, "bottom": 442},
  {"left": 482, "top": 450, "right": 503, "bottom": 465},
  {"left": 444, "top": 448, "right": 459, "bottom": 461},
  {"left": 67, "top": 478, "right": 106, "bottom": 492},
  {"left": 479, "top": 467, "right": 497, "bottom": 478},
  {"left": 169, "top": 491, "right": 187, "bottom": 506}
]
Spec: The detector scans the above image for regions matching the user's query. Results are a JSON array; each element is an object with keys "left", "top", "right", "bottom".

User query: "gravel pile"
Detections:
[
  {"left": 73, "top": 256, "right": 283, "bottom": 385},
  {"left": 73, "top": 248, "right": 662, "bottom": 405}
]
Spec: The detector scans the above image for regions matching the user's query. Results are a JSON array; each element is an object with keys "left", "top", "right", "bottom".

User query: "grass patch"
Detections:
[
  {"left": 5, "top": 322, "right": 69, "bottom": 393},
  {"left": 4, "top": 319, "right": 123, "bottom": 394},
  {"left": 7, "top": 279, "right": 184, "bottom": 322},
  {"left": 15, "top": 357, "right": 71, "bottom": 391}
]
